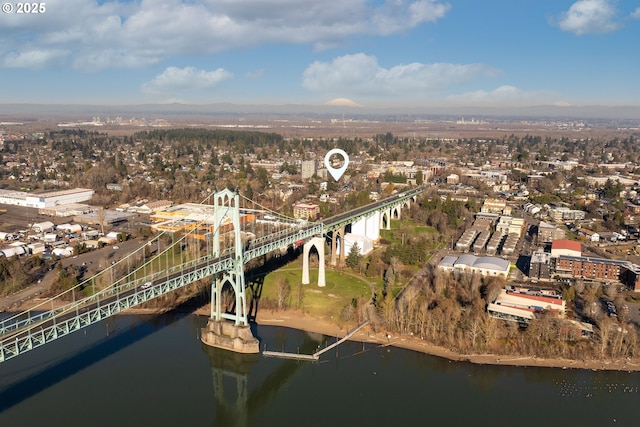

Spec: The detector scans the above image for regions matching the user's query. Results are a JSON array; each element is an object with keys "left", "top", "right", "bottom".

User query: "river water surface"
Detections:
[{"left": 0, "top": 313, "right": 638, "bottom": 426}]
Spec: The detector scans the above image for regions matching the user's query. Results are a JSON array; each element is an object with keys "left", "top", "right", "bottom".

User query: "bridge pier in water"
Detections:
[
  {"left": 201, "top": 319, "right": 259, "bottom": 354},
  {"left": 201, "top": 189, "right": 259, "bottom": 354}
]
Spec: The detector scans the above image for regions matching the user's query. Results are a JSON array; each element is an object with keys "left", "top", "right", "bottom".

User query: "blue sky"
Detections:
[{"left": 1, "top": 0, "right": 639, "bottom": 107}]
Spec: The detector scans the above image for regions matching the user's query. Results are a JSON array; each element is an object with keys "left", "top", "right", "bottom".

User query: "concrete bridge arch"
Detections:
[{"left": 302, "top": 237, "right": 326, "bottom": 287}]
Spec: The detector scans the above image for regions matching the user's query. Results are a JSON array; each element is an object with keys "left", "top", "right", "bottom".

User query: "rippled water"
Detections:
[{"left": 0, "top": 313, "right": 638, "bottom": 426}]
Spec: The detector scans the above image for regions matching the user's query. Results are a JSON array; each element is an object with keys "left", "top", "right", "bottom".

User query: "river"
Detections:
[{"left": 0, "top": 313, "right": 638, "bottom": 426}]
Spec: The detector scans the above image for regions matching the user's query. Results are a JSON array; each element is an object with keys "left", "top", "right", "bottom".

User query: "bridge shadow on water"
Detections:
[{"left": 0, "top": 295, "right": 208, "bottom": 414}]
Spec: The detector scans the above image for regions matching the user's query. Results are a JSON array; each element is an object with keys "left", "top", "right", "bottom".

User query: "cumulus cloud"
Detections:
[
  {"left": 555, "top": 0, "right": 620, "bottom": 35},
  {"left": 141, "top": 66, "right": 233, "bottom": 95},
  {"left": 302, "top": 53, "right": 497, "bottom": 99},
  {"left": 631, "top": 7, "right": 640, "bottom": 19},
  {"left": 0, "top": 0, "right": 451, "bottom": 70},
  {"left": 446, "top": 85, "right": 557, "bottom": 106}
]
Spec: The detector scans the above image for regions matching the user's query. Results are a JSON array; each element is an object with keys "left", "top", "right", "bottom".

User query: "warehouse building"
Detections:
[
  {"left": 439, "top": 254, "right": 511, "bottom": 278},
  {"left": 0, "top": 188, "right": 94, "bottom": 208}
]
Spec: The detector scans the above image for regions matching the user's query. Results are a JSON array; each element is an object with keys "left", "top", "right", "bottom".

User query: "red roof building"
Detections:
[{"left": 551, "top": 239, "right": 582, "bottom": 258}]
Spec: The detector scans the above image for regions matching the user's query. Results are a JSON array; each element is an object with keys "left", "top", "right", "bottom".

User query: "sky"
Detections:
[{"left": 1, "top": 0, "right": 639, "bottom": 108}]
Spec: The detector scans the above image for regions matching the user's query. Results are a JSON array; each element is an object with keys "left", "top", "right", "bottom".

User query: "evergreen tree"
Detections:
[{"left": 346, "top": 242, "right": 362, "bottom": 269}]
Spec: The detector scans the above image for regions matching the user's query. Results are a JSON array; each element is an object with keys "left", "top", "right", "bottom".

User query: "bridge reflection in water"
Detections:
[{"left": 204, "top": 328, "right": 323, "bottom": 427}]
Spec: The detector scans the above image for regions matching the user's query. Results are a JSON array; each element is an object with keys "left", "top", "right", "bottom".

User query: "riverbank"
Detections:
[
  {"left": 8, "top": 298, "right": 640, "bottom": 372},
  {"left": 248, "top": 307, "right": 640, "bottom": 373}
]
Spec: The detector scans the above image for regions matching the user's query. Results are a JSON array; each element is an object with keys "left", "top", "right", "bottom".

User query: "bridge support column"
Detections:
[
  {"left": 382, "top": 209, "right": 391, "bottom": 230},
  {"left": 302, "top": 237, "right": 325, "bottom": 287},
  {"left": 330, "top": 227, "right": 346, "bottom": 267},
  {"left": 201, "top": 188, "right": 258, "bottom": 354},
  {"left": 365, "top": 211, "right": 380, "bottom": 241}
]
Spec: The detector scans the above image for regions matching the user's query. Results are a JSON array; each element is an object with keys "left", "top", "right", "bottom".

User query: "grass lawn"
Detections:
[
  {"left": 380, "top": 220, "right": 438, "bottom": 244},
  {"left": 259, "top": 263, "right": 373, "bottom": 321}
]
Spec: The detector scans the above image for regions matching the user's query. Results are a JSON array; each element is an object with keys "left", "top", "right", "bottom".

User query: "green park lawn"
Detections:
[{"left": 259, "top": 264, "right": 373, "bottom": 321}]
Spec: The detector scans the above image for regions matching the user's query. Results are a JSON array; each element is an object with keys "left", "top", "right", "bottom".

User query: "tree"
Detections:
[
  {"left": 383, "top": 265, "right": 396, "bottom": 297},
  {"left": 256, "top": 167, "right": 269, "bottom": 191},
  {"left": 275, "top": 277, "right": 291, "bottom": 310},
  {"left": 295, "top": 282, "right": 305, "bottom": 310},
  {"left": 603, "top": 178, "right": 623, "bottom": 200},
  {"left": 345, "top": 242, "right": 362, "bottom": 269}
]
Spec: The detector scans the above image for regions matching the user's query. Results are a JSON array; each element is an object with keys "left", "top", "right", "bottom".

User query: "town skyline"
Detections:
[{"left": 1, "top": 1, "right": 640, "bottom": 108}]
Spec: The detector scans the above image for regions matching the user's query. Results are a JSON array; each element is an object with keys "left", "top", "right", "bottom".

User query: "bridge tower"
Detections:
[{"left": 201, "top": 189, "right": 259, "bottom": 353}]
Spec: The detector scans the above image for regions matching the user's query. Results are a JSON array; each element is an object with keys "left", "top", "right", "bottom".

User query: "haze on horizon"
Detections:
[{"left": 1, "top": 1, "right": 640, "bottom": 110}]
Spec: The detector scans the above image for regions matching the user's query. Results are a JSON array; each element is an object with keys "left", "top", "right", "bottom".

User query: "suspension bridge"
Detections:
[{"left": 0, "top": 187, "right": 422, "bottom": 363}]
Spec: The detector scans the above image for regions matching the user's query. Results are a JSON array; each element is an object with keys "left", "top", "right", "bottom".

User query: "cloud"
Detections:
[
  {"left": 446, "top": 85, "right": 557, "bottom": 106},
  {"left": 0, "top": 0, "right": 451, "bottom": 70},
  {"left": 302, "top": 53, "right": 498, "bottom": 99},
  {"left": 631, "top": 7, "right": 640, "bottom": 19},
  {"left": 555, "top": 0, "right": 620, "bottom": 35},
  {"left": 141, "top": 66, "right": 233, "bottom": 95},
  {"left": 0, "top": 49, "right": 69, "bottom": 68},
  {"left": 370, "top": 0, "right": 451, "bottom": 35}
]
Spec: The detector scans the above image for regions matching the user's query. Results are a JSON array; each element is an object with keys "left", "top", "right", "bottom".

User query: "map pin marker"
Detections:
[{"left": 324, "top": 148, "right": 349, "bottom": 181}]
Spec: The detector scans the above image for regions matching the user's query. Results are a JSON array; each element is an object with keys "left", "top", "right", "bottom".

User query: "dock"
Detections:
[
  {"left": 261, "top": 351, "right": 319, "bottom": 361},
  {"left": 262, "top": 320, "right": 369, "bottom": 361}
]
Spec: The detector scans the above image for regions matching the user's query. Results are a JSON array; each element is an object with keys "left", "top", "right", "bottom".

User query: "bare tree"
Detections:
[
  {"left": 597, "top": 317, "right": 613, "bottom": 358},
  {"left": 295, "top": 282, "right": 304, "bottom": 310},
  {"left": 275, "top": 277, "right": 291, "bottom": 310}
]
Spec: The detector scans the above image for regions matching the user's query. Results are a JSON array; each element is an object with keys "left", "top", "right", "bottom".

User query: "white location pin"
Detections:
[{"left": 324, "top": 148, "right": 349, "bottom": 181}]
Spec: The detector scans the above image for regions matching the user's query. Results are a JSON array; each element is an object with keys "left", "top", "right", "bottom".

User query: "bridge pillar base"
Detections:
[{"left": 201, "top": 319, "right": 259, "bottom": 354}]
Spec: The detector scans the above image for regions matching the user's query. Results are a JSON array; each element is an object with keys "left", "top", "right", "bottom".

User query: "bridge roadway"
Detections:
[
  {"left": 0, "top": 188, "right": 422, "bottom": 363},
  {"left": 322, "top": 187, "right": 422, "bottom": 232}
]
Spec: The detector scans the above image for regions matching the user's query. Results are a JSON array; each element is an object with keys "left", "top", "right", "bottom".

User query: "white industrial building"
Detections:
[
  {"left": 0, "top": 243, "right": 27, "bottom": 258},
  {"left": 32, "top": 221, "right": 55, "bottom": 233},
  {"left": 52, "top": 247, "right": 75, "bottom": 258},
  {"left": 0, "top": 188, "right": 94, "bottom": 209},
  {"left": 439, "top": 254, "right": 511, "bottom": 278}
]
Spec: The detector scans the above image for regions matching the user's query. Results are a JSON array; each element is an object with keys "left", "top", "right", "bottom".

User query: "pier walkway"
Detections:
[{"left": 262, "top": 320, "right": 369, "bottom": 361}]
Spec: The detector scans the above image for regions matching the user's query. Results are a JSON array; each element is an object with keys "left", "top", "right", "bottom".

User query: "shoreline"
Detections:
[
  {"left": 249, "top": 308, "right": 640, "bottom": 373},
  {"left": 9, "top": 300, "right": 640, "bottom": 372}
]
